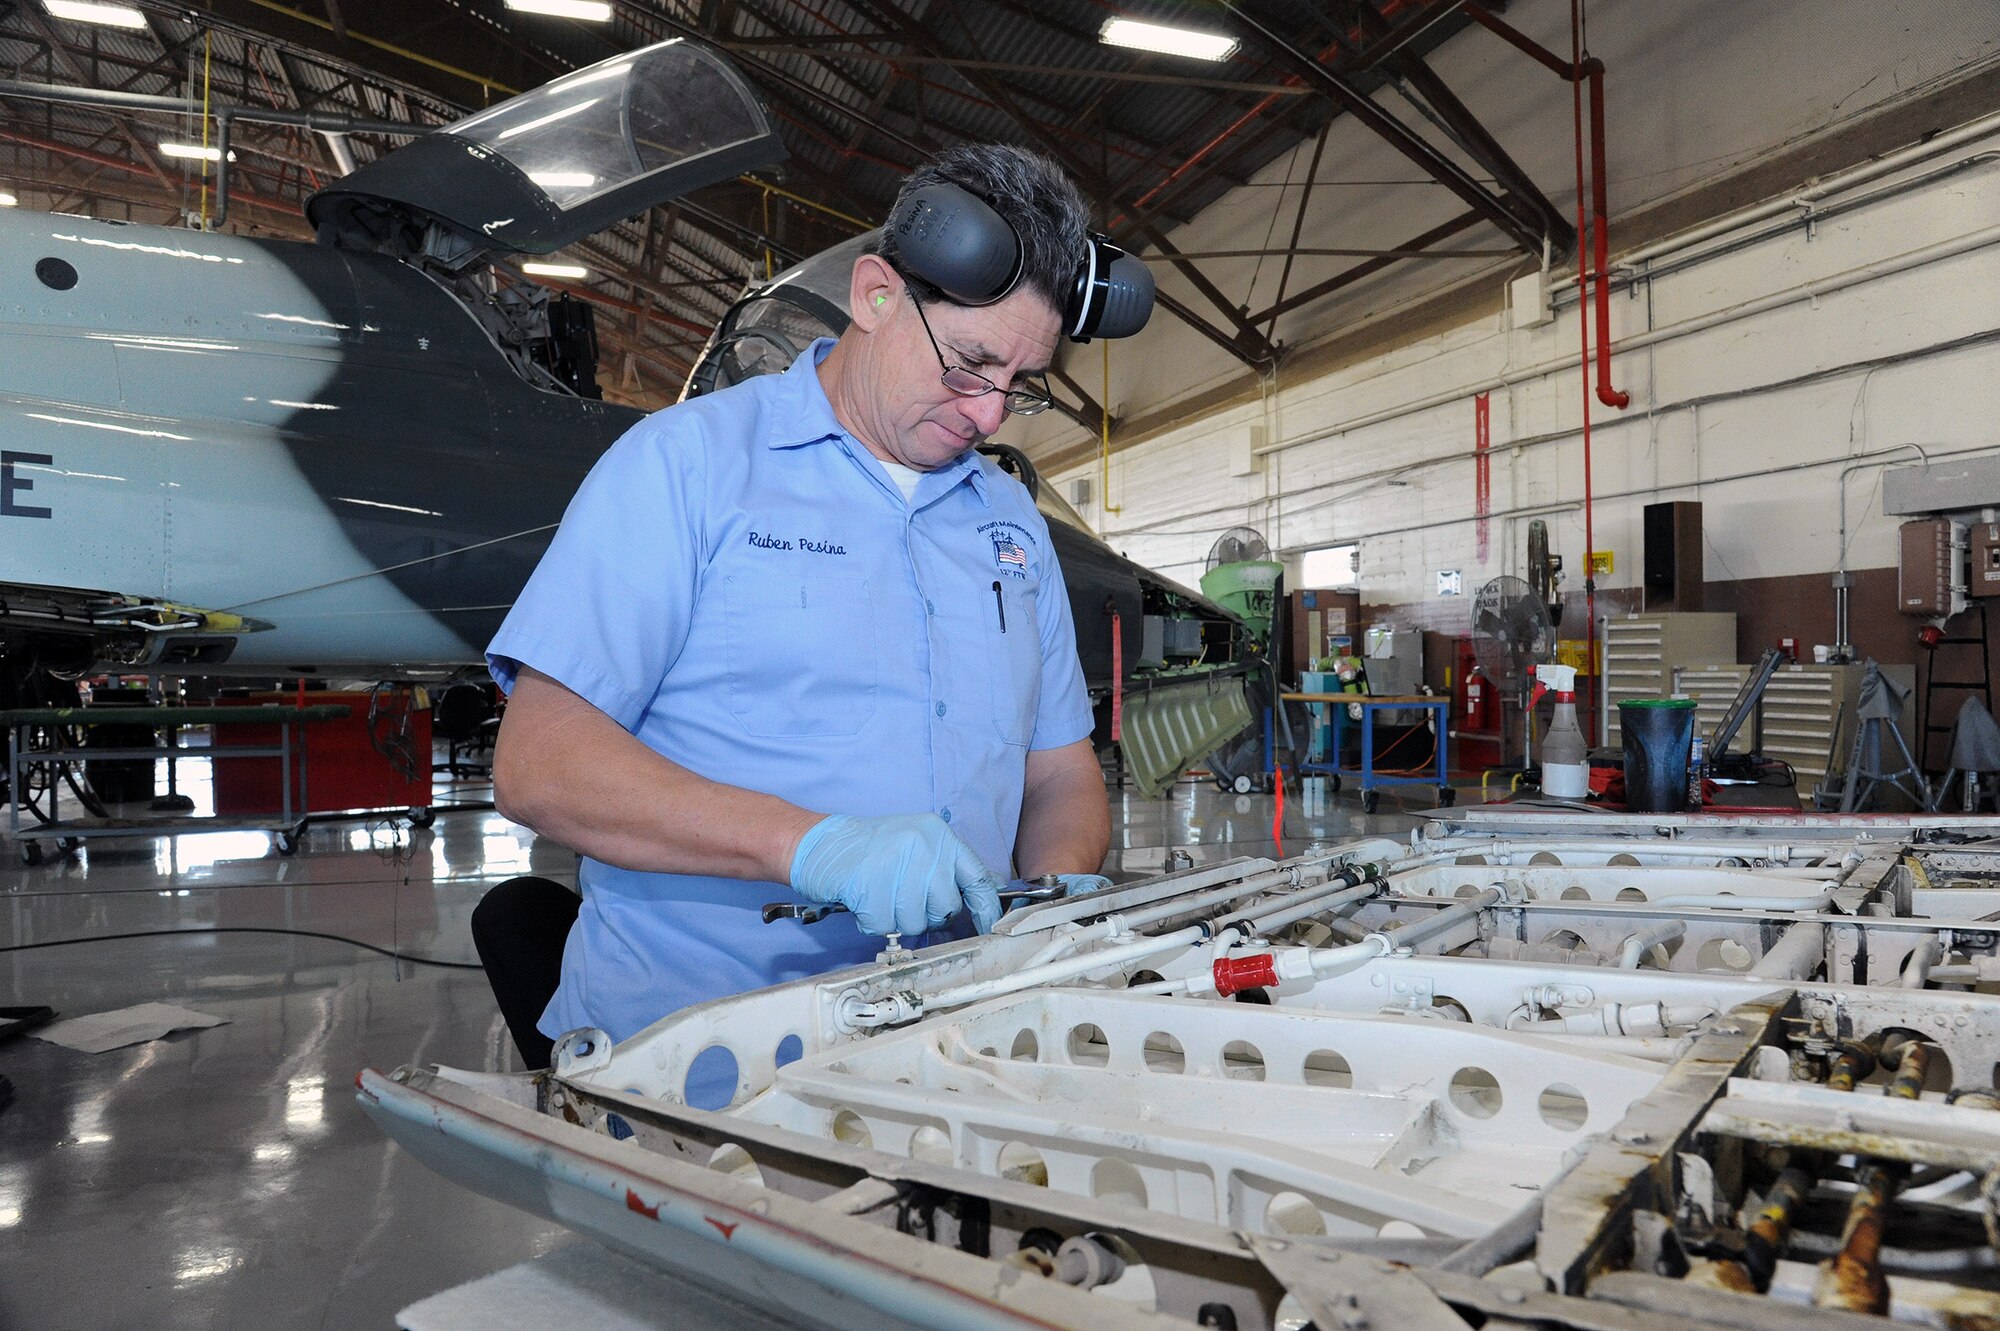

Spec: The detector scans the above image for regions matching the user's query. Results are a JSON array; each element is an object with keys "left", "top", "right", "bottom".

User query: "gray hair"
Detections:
[{"left": 877, "top": 143, "right": 1090, "bottom": 315}]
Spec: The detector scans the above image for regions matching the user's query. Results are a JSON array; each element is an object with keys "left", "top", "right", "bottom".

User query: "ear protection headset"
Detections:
[{"left": 886, "top": 182, "right": 1156, "bottom": 342}]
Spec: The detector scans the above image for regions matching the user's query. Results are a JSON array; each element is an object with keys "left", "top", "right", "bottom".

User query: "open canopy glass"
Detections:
[{"left": 308, "top": 39, "right": 783, "bottom": 257}]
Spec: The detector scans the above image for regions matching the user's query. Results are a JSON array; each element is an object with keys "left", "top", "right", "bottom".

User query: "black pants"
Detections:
[{"left": 470, "top": 875, "right": 581, "bottom": 1070}]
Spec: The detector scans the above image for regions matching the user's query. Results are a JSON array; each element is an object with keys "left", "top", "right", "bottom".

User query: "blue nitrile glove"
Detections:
[
  {"left": 1057, "top": 873, "right": 1113, "bottom": 897},
  {"left": 789, "top": 813, "right": 1006, "bottom": 936}
]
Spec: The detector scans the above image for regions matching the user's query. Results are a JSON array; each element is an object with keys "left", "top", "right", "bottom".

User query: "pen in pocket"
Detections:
[{"left": 992, "top": 580, "right": 1007, "bottom": 632}]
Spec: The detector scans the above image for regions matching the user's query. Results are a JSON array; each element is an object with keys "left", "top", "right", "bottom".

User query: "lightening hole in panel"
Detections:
[
  {"left": 1010, "top": 1028, "right": 1040, "bottom": 1062},
  {"left": 1530, "top": 852, "right": 1563, "bottom": 866},
  {"left": 774, "top": 1033, "right": 804, "bottom": 1068},
  {"left": 909, "top": 1124, "right": 953, "bottom": 1165},
  {"left": 1696, "top": 938, "right": 1754, "bottom": 972},
  {"left": 831, "top": 1109, "right": 872, "bottom": 1149},
  {"left": 1143, "top": 1031, "right": 1185, "bottom": 1073},
  {"left": 1453, "top": 883, "right": 1480, "bottom": 899},
  {"left": 1616, "top": 887, "right": 1649, "bottom": 903},
  {"left": 1264, "top": 1190, "right": 1327, "bottom": 1236},
  {"left": 1379, "top": 1220, "right": 1427, "bottom": 1239},
  {"left": 1560, "top": 886, "right": 1592, "bottom": 901},
  {"left": 1448, "top": 1066, "right": 1503, "bottom": 1118},
  {"left": 1067, "top": 1023, "right": 1111, "bottom": 1067},
  {"left": 1608, "top": 853, "right": 1642, "bottom": 866},
  {"left": 1303, "top": 1049, "right": 1352, "bottom": 1088},
  {"left": 1537, "top": 1083, "right": 1589, "bottom": 1131},
  {"left": 998, "top": 1141, "right": 1048, "bottom": 1187},
  {"left": 1222, "top": 1039, "right": 1266, "bottom": 1081},
  {"left": 1454, "top": 854, "right": 1489, "bottom": 866},
  {"left": 684, "top": 1044, "right": 740, "bottom": 1111},
  {"left": 708, "top": 1142, "right": 764, "bottom": 1187},
  {"left": 1090, "top": 1157, "right": 1148, "bottom": 1209}
]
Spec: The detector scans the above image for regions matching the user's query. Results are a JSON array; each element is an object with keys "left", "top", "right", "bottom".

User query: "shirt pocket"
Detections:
[
  {"left": 990, "top": 578, "right": 1043, "bottom": 746},
  {"left": 724, "top": 573, "right": 877, "bottom": 737}
]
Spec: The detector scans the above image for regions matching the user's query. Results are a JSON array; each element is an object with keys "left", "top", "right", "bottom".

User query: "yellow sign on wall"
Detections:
[
  {"left": 1555, "top": 639, "right": 1601, "bottom": 673},
  {"left": 1588, "top": 550, "right": 1614, "bottom": 576}
]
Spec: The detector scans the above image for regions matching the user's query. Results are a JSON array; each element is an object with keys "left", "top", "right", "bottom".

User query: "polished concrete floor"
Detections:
[{"left": 0, "top": 759, "right": 1447, "bottom": 1329}]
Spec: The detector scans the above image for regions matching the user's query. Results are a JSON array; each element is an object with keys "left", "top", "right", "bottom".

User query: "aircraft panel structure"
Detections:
[{"left": 366, "top": 809, "right": 2000, "bottom": 1330}]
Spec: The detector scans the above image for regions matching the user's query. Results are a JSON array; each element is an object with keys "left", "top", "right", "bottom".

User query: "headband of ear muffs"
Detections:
[{"left": 886, "top": 181, "right": 1156, "bottom": 342}]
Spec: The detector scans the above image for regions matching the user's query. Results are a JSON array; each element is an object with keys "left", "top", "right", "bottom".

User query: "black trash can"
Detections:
[{"left": 1620, "top": 698, "right": 1697, "bottom": 813}]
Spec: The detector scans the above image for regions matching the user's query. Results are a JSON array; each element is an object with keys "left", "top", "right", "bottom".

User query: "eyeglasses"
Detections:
[{"left": 907, "top": 294, "right": 1054, "bottom": 416}]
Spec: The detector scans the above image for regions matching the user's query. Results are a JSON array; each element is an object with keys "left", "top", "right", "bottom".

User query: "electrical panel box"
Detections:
[
  {"left": 1898, "top": 518, "right": 1955, "bottom": 615},
  {"left": 1971, "top": 523, "right": 2000, "bottom": 598}
]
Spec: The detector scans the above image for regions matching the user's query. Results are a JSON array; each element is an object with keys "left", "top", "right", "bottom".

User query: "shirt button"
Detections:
[
  {"left": 941, "top": 808, "right": 953, "bottom": 823},
  {"left": 935, "top": 701, "right": 948, "bottom": 717},
  {"left": 925, "top": 599, "right": 935, "bottom": 616}
]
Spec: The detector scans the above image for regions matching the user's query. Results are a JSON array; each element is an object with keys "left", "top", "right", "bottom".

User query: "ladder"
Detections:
[{"left": 1917, "top": 603, "right": 1993, "bottom": 772}]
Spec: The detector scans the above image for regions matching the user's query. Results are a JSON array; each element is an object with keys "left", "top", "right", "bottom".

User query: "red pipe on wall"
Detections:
[
  {"left": 1585, "top": 61, "right": 1628, "bottom": 409},
  {"left": 1461, "top": 3, "right": 1627, "bottom": 410}
]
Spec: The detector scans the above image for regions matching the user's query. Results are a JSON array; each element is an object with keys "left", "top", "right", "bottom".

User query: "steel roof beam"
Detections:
[
  {"left": 1218, "top": 0, "right": 1549, "bottom": 255},
  {"left": 1246, "top": 209, "right": 1485, "bottom": 325},
  {"left": 1345, "top": 0, "right": 1574, "bottom": 254}
]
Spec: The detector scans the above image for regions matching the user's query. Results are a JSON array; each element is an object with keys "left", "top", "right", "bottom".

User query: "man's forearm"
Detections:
[
  {"left": 1013, "top": 741, "right": 1111, "bottom": 879},
  {"left": 493, "top": 667, "right": 820, "bottom": 882}
]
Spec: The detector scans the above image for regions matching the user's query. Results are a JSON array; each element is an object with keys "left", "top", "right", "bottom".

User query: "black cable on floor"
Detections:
[{"left": 0, "top": 926, "right": 484, "bottom": 969}]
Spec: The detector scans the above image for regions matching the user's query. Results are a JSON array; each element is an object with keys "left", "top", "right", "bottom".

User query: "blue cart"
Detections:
[{"left": 1284, "top": 693, "right": 1454, "bottom": 814}]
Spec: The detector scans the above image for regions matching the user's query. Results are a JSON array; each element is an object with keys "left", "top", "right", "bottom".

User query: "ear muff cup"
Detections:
[
  {"left": 887, "top": 183, "right": 1021, "bottom": 306},
  {"left": 886, "top": 179, "right": 1156, "bottom": 341},
  {"left": 1068, "top": 240, "right": 1155, "bottom": 341}
]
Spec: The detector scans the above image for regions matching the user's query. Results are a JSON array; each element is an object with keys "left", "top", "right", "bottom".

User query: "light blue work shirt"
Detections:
[{"left": 488, "top": 338, "right": 1093, "bottom": 1050}]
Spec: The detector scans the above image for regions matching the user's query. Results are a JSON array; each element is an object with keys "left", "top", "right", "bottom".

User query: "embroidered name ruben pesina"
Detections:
[{"left": 748, "top": 531, "right": 847, "bottom": 556}]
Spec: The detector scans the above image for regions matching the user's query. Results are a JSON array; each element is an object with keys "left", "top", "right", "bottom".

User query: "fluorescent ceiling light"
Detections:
[
  {"left": 42, "top": 0, "right": 149, "bottom": 28},
  {"left": 1099, "top": 17, "right": 1240, "bottom": 62},
  {"left": 160, "top": 142, "right": 235, "bottom": 163},
  {"left": 505, "top": 0, "right": 612, "bottom": 19},
  {"left": 522, "top": 262, "right": 588, "bottom": 280},
  {"left": 0, "top": 193, "right": 16, "bottom": 208},
  {"left": 527, "top": 171, "right": 596, "bottom": 189}
]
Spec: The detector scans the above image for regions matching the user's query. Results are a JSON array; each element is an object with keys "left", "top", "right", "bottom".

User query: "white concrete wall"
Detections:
[
  {"left": 1010, "top": 0, "right": 2000, "bottom": 465},
  {"left": 1048, "top": 120, "right": 2000, "bottom": 614}
]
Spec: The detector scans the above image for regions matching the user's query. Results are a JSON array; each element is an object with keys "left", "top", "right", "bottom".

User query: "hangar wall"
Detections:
[{"left": 1047, "top": 116, "right": 2000, "bottom": 667}]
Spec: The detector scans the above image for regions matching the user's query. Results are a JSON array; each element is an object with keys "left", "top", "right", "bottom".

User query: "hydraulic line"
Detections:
[
  {"left": 1205, "top": 888, "right": 1504, "bottom": 999},
  {"left": 1618, "top": 919, "right": 1685, "bottom": 968},
  {"left": 1692, "top": 1167, "right": 1812, "bottom": 1293},
  {"left": 1015, "top": 861, "right": 1392, "bottom": 971},
  {"left": 932, "top": 874, "right": 1393, "bottom": 1012},
  {"left": 1512, "top": 1001, "right": 1716, "bottom": 1039},
  {"left": 1815, "top": 1038, "right": 1934, "bottom": 1314},
  {"left": 1900, "top": 937, "right": 1945, "bottom": 989},
  {"left": 1749, "top": 922, "right": 1827, "bottom": 979}
]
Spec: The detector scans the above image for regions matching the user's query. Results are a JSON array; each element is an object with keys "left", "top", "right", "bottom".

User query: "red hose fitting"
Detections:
[{"left": 1212, "top": 953, "right": 1278, "bottom": 997}]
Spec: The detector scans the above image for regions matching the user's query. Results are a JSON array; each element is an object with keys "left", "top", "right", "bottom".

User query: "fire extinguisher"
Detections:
[{"left": 1460, "top": 667, "right": 1495, "bottom": 732}]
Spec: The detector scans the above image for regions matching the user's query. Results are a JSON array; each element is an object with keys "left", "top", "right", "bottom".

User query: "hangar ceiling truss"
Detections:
[{"left": 0, "top": 0, "right": 1567, "bottom": 416}]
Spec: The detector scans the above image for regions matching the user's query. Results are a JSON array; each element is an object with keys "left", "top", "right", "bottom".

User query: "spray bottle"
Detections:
[{"left": 1534, "top": 663, "right": 1590, "bottom": 800}]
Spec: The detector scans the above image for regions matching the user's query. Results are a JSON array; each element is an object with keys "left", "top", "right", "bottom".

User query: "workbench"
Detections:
[
  {"left": 1282, "top": 693, "right": 1454, "bottom": 813},
  {"left": 0, "top": 703, "right": 351, "bottom": 864}
]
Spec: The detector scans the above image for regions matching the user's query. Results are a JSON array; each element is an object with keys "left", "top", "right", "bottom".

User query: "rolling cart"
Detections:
[
  {"left": 1283, "top": 692, "right": 1453, "bottom": 813},
  {"left": 2, "top": 703, "right": 351, "bottom": 864}
]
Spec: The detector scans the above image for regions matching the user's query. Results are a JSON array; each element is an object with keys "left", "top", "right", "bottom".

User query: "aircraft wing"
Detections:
[{"left": 0, "top": 581, "right": 272, "bottom": 673}]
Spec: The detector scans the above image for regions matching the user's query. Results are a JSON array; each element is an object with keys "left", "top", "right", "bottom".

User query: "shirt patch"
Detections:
[{"left": 980, "top": 520, "right": 1032, "bottom": 579}]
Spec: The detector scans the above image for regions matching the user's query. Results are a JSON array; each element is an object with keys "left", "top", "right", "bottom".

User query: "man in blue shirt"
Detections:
[{"left": 487, "top": 145, "right": 1113, "bottom": 1074}]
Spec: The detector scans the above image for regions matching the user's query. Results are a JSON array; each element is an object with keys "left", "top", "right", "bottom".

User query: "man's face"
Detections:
[{"left": 872, "top": 284, "right": 1062, "bottom": 471}]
